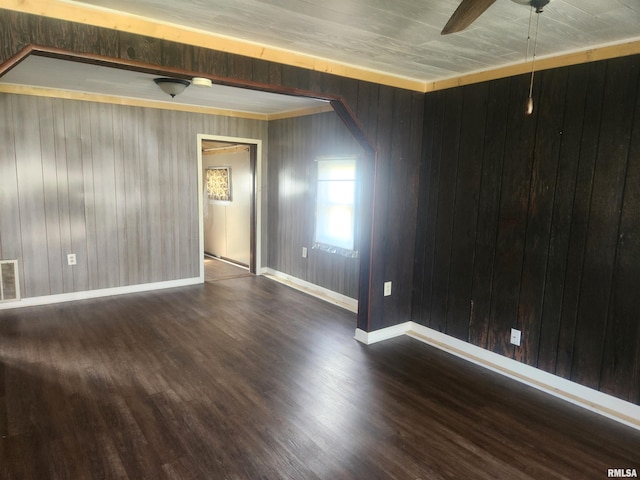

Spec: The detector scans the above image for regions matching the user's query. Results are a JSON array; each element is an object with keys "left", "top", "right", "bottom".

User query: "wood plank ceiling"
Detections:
[{"left": 68, "top": 0, "right": 640, "bottom": 84}]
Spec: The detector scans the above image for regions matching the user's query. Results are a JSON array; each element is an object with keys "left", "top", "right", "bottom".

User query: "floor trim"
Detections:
[
  {"left": 0, "top": 277, "right": 202, "bottom": 310},
  {"left": 263, "top": 268, "right": 358, "bottom": 313},
  {"left": 354, "top": 322, "right": 410, "bottom": 344},
  {"left": 355, "top": 322, "right": 640, "bottom": 432}
]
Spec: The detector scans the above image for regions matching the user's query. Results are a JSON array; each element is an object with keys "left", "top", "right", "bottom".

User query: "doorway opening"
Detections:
[
  {"left": 1, "top": 46, "right": 376, "bottom": 327},
  {"left": 197, "top": 134, "right": 262, "bottom": 283}
]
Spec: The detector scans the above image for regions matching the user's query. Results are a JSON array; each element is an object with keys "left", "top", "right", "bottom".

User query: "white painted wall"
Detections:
[{"left": 202, "top": 148, "right": 251, "bottom": 266}]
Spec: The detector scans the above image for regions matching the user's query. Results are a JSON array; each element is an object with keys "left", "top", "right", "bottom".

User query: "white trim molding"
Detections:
[
  {"left": 263, "top": 268, "right": 358, "bottom": 313},
  {"left": 355, "top": 322, "right": 640, "bottom": 432},
  {"left": 354, "top": 323, "right": 410, "bottom": 344},
  {"left": 0, "top": 277, "right": 202, "bottom": 310}
]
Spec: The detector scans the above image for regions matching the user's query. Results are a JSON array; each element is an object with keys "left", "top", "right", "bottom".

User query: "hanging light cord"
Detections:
[
  {"left": 528, "top": 10, "right": 540, "bottom": 100},
  {"left": 526, "top": 4, "right": 533, "bottom": 62}
]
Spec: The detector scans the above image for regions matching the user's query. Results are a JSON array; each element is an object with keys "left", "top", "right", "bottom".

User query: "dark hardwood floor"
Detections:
[{"left": 0, "top": 270, "right": 638, "bottom": 479}]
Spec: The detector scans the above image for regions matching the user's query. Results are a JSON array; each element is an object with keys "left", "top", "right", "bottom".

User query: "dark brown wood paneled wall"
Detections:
[
  {"left": 0, "top": 10, "right": 425, "bottom": 332},
  {"left": 413, "top": 54, "right": 640, "bottom": 405},
  {"left": 0, "top": 94, "right": 267, "bottom": 298},
  {"left": 267, "top": 111, "right": 364, "bottom": 299}
]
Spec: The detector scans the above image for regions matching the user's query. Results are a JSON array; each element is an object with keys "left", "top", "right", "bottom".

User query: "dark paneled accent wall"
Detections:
[
  {"left": 413, "top": 55, "right": 640, "bottom": 405},
  {"left": 268, "top": 111, "right": 364, "bottom": 299},
  {"left": 0, "top": 94, "right": 267, "bottom": 298},
  {"left": 0, "top": 10, "right": 425, "bottom": 331}
]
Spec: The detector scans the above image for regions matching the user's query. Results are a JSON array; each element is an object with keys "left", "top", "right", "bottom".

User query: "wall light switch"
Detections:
[
  {"left": 302, "top": 247, "right": 308, "bottom": 258},
  {"left": 510, "top": 328, "right": 521, "bottom": 347},
  {"left": 67, "top": 253, "right": 77, "bottom": 266},
  {"left": 384, "top": 281, "right": 392, "bottom": 297}
]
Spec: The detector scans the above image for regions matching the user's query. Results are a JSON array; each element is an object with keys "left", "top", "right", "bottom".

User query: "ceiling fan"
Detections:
[{"left": 441, "top": 0, "right": 551, "bottom": 35}]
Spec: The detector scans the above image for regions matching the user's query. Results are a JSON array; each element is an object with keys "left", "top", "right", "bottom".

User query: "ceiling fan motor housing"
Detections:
[
  {"left": 532, "top": 0, "right": 551, "bottom": 13},
  {"left": 511, "top": 0, "right": 551, "bottom": 11}
]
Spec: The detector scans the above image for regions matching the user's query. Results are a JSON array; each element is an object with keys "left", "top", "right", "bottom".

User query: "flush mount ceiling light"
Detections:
[
  {"left": 153, "top": 77, "right": 190, "bottom": 98},
  {"left": 192, "top": 77, "right": 213, "bottom": 88}
]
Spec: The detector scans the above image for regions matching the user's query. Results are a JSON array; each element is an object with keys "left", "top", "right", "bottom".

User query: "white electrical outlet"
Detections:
[
  {"left": 510, "top": 328, "right": 521, "bottom": 347},
  {"left": 67, "top": 253, "right": 77, "bottom": 266},
  {"left": 302, "top": 247, "right": 307, "bottom": 258},
  {"left": 383, "top": 281, "right": 392, "bottom": 296}
]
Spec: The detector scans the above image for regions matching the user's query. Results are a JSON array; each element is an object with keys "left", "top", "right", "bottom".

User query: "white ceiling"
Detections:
[
  {"left": 0, "top": 55, "right": 329, "bottom": 116},
  {"left": 67, "top": 0, "right": 640, "bottom": 83}
]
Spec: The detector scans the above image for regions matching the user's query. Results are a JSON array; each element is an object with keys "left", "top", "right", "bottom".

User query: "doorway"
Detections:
[{"left": 197, "top": 134, "right": 262, "bottom": 281}]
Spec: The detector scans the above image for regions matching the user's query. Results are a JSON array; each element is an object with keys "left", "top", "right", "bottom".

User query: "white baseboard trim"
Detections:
[
  {"left": 354, "top": 323, "right": 411, "bottom": 344},
  {"left": 0, "top": 277, "right": 202, "bottom": 310},
  {"left": 355, "top": 321, "right": 640, "bottom": 432},
  {"left": 263, "top": 268, "right": 358, "bottom": 313}
]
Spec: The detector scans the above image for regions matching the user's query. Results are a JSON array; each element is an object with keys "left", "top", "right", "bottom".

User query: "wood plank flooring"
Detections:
[
  {"left": 0, "top": 270, "right": 638, "bottom": 479},
  {"left": 204, "top": 256, "right": 252, "bottom": 283}
]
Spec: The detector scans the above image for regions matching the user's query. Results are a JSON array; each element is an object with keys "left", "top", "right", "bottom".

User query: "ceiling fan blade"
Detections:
[{"left": 441, "top": 0, "right": 497, "bottom": 35}]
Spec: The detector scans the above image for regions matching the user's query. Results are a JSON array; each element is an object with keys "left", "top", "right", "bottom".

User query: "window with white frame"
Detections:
[{"left": 313, "top": 156, "right": 358, "bottom": 257}]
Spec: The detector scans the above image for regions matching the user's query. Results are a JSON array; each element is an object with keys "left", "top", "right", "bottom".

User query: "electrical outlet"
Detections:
[
  {"left": 510, "top": 328, "right": 521, "bottom": 347},
  {"left": 384, "top": 281, "right": 392, "bottom": 297},
  {"left": 67, "top": 253, "right": 77, "bottom": 266},
  {"left": 302, "top": 247, "right": 307, "bottom": 258}
]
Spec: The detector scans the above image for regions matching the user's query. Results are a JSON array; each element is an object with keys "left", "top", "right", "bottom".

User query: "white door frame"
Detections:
[{"left": 197, "top": 133, "right": 263, "bottom": 281}]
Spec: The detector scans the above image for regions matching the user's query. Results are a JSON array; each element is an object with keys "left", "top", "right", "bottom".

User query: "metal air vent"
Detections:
[{"left": 0, "top": 260, "right": 20, "bottom": 302}]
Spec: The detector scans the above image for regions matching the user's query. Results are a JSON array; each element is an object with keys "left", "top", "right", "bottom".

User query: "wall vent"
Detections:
[{"left": 0, "top": 260, "right": 20, "bottom": 302}]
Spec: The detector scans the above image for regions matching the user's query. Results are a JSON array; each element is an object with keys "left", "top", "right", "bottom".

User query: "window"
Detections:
[{"left": 314, "top": 156, "right": 358, "bottom": 257}]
